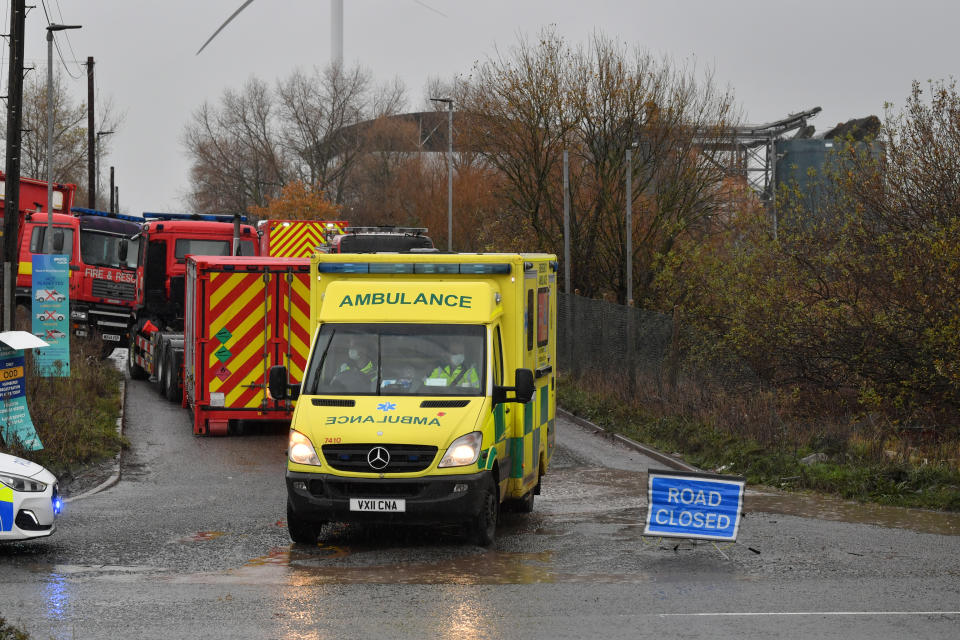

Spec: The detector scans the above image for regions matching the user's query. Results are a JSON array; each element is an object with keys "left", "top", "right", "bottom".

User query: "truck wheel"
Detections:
[
  {"left": 470, "top": 478, "right": 498, "bottom": 547},
  {"left": 155, "top": 341, "right": 169, "bottom": 395},
  {"left": 163, "top": 349, "right": 182, "bottom": 403},
  {"left": 287, "top": 501, "right": 322, "bottom": 545},
  {"left": 127, "top": 328, "right": 148, "bottom": 381}
]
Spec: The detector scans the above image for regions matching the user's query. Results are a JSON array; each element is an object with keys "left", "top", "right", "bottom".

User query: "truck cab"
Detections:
[
  {"left": 272, "top": 252, "right": 558, "bottom": 546},
  {"left": 16, "top": 207, "right": 141, "bottom": 352},
  {"left": 136, "top": 213, "right": 258, "bottom": 328}
]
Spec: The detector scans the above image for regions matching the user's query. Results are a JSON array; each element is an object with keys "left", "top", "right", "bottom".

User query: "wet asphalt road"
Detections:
[{"left": 1, "top": 370, "right": 959, "bottom": 639}]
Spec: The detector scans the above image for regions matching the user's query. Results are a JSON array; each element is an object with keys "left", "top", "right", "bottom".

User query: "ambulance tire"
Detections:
[
  {"left": 127, "top": 324, "right": 148, "bottom": 381},
  {"left": 515, "top": 486, "right": 535, "bottom": 513},
  {"left": 164, "top": 350, "right": 182, "bottom": 404},
  {"left": 287, "top": 501, "right": 322, "bottom": 545},
  {"left": 470, "top": 477, "right": 498, "bottom": 547}
]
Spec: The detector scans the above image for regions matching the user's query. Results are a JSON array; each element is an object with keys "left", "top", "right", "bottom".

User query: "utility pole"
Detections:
[
  {"left": 2, "top": 0, "right": 26, "bottom": 331},
  {"left": 109, "top": 166, "right": 115, "bottom": 213},
  {"left": 86, "top": 56, "right": 95, "bottom": 208}
]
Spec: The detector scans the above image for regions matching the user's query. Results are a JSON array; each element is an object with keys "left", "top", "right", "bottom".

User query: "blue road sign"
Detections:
[{"left": 644, "top": 469, "right": 745, "bottom": 542}]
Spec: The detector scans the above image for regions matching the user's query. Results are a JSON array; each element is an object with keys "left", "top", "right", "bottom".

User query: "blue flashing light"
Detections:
[
  {"left": 52, "top": 496, "right": 63, "bottom": 515},
  {"left": 142, "top": 212, "right": 247, "bottom": 223},
  {"left": 317, "top": 262, "right": 512, "bottom": 275},
  {"left": 71, "top": 207, "right": 143, "bottom": 223},
  {"left": 317, "top": 263, "right": 370, "bottom": 273},
  {"left": 369, "top": 263, "right": 414, "bottom": 274},
  {"left": 458, "top": 263, "right": 511, "bottom": 274},
  {"left": 413, "top": 263, "right": 460, "bottom": 274}
]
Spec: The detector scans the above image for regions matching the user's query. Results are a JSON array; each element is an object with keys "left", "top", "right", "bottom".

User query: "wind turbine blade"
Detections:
[
  {"left": 196, "top": 0, "right": 257, "bottom": 55},
  {"left": 413, "top": 1, "right": 448, "bottom": 18}
]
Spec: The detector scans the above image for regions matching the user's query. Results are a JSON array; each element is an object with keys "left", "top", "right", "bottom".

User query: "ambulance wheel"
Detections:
[
  {"left": 163, "top": 349, "right": 182, "bottom": 404},
  {"left": 470, "top": 478, "right": 498, "bottom": 547},
  {"left": 287, "top": 501, "right": 321, "bottom": 545},
  {"left": 516, "top": 486, "right": 535, "bottom": 513},
  {"left": 127, "top": 327, "right": 148, "bottom": 381}
]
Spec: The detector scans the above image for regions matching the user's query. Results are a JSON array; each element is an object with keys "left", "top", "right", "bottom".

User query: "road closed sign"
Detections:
[{"left": 644, "top": 469, "right": 745, "bottom": 542}]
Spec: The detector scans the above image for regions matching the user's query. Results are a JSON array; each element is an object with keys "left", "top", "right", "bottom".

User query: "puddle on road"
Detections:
[{"left": 745, "top": 489, "right": 960, "bottom": 536}]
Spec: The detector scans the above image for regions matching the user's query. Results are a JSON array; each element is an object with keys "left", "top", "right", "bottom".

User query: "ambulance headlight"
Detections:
[
  {"left": 0, "top": 472, "right": 47, "bottom": 492},
  {"left": 288, "top": 430, "right": 321, "bottom": 466},
  {"left": 439, "top": 431, "right": 482, "bottom": 468}
]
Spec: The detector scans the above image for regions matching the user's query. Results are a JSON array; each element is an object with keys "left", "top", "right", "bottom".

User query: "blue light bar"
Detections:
[
  {"left": 317, "top": 262, "right": 370, "bottom": 273},
  {"left": 369, "top": 263, "right": 414, "bottom": 274},
  {"left": 458, "top": 263, "right": 511, "bottom": 274},
  {"left": 71, "top": 207, "right": 143, "bottom": 223},
  {"left": 413, "top": 263, "right": 460, "bottom": 274},
  {"left": 316, "top": 262, "right": 512, "bottom": 275},
  {"left": 142, "top": 212, "right": 247, "bottom": 222}
]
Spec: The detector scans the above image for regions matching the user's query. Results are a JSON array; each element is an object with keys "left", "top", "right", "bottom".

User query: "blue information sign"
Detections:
[
  {"left": 0, "top": 345, "right": 42, "bottom": 450},
  {"left": 644, "top": 469, "right": 745, "bottom": 542},
  {"left": 31, "top": 254, "right": 70, "bottom": 376}
]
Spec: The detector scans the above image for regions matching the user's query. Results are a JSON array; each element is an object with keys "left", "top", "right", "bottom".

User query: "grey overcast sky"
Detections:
[{"left": 10, "top": 0, "right": 958, "bottom": 215}]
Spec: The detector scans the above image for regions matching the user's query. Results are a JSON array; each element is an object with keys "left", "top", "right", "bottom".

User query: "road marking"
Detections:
[{"left": 659, "top": 611, "right": 960, "bottom": 617}]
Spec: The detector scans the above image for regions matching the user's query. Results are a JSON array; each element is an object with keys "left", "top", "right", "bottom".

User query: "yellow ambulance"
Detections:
[{"left": 269, "top": 252, "right": 557, "bottom": 545}]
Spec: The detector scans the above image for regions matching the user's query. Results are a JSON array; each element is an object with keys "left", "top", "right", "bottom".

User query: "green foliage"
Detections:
[
  {"left": 662, "top": 79, "right": 960, "bottom": 434},
  {"left": 0, "top": 617, "right": 31, "bottom": 640},
  {"left": 559, "top": 382, "right": 960, "bottom": 510}
]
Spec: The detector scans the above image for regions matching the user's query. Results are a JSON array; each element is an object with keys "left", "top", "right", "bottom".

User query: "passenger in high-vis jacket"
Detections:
[{"left": 429, "top": 340, "right": 480, "bottom": 388}]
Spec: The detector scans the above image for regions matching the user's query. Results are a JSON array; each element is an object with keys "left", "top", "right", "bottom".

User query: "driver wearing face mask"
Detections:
[{"left": 429, "top": 340, "right": 480, "bottom": 388}]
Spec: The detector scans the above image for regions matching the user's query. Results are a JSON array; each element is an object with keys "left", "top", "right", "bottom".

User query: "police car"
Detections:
[{"left": 0, "top": 451, "right": 60, "bottom": 542}]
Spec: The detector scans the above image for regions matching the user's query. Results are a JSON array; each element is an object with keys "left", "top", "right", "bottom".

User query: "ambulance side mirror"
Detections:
[
  {"left": 493, "top": 368, "right": 535, "bottom": 406},
  {"left": 269, "top": 365, "right": 300, "bottom": 401}
]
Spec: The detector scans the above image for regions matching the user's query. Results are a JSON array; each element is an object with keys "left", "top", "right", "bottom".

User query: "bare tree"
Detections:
[
  {"left": 3, "top": 68, "right": 121, "bottom": 205},
  {"left": 184, "top": 63, "right": 408, "bottom": 214},
  {"left": 461, "top": 30, "right": 738, "bottom": 302},
  {"left": 183, "top": 77, "right": 285, "bottom": 213}
]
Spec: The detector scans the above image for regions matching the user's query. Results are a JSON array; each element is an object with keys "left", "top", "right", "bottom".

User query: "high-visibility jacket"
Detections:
[
  {"left": 340, "top": 359, "right": 375, "bottom": 378},
  {"left": 429, "top": 363, "right": 480, "bottom": 387}
]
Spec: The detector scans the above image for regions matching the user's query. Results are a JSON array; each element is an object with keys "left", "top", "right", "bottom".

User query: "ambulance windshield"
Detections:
[{"left": 302, "top": 323, "right": 485, "bottom": 396}]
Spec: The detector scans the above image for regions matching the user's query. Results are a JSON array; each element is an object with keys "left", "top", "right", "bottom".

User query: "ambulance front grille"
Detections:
[
  {"left": 321, "top": 444, "right": 438, "bottom": 473},
  {"left": 311, "top": 398, "right": 355, "bottom": 407},
  {"left": 322, "top": 480, "right": 426, "bottom": 499},
  {"left": 420, "top": 400, "right": 470, "bottom": 408}
]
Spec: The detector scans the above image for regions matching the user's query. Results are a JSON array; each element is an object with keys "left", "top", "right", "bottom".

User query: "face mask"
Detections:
[
  {"left": 348, "top": 349, "right": 359, "bottom": 360},
  {"left": 451, "top": 354, "right": 465, "bottom": 366}
]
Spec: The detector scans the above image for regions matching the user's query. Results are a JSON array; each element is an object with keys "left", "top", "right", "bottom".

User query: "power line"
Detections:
[
  {"left": 40, "top": 0, "right": 81, "bottom": 79},
  {"left": 53, "top": 0, "right": 82, "bottom": 74}
]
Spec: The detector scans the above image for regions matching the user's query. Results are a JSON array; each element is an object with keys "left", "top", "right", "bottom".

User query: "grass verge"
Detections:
[
  {"left": 559, "top": 381, "right": 960, "bottom": 511},
  {"left": 0, "top": 616, "right": 30, "bottom": 640},
  {"left": 0, "top": 334, "right": 125, "bottom": 481}
]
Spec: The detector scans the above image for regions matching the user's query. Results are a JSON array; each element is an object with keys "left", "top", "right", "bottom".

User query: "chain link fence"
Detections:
[
  {"left": 558, "top": 292, "right": 675, "bottom": 394},
  {"left": 557, "top": 292, "right": 762, "bottom": 407}
]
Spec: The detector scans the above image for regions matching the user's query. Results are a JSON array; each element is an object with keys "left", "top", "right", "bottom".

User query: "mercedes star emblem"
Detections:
[{"left": 367, "top": 446, "right": 390, "bottom": 470}]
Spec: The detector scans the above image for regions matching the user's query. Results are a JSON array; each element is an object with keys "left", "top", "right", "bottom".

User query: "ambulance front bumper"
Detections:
[{"left": 286, "top": 470, "right": 490, "bottom": 525}]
